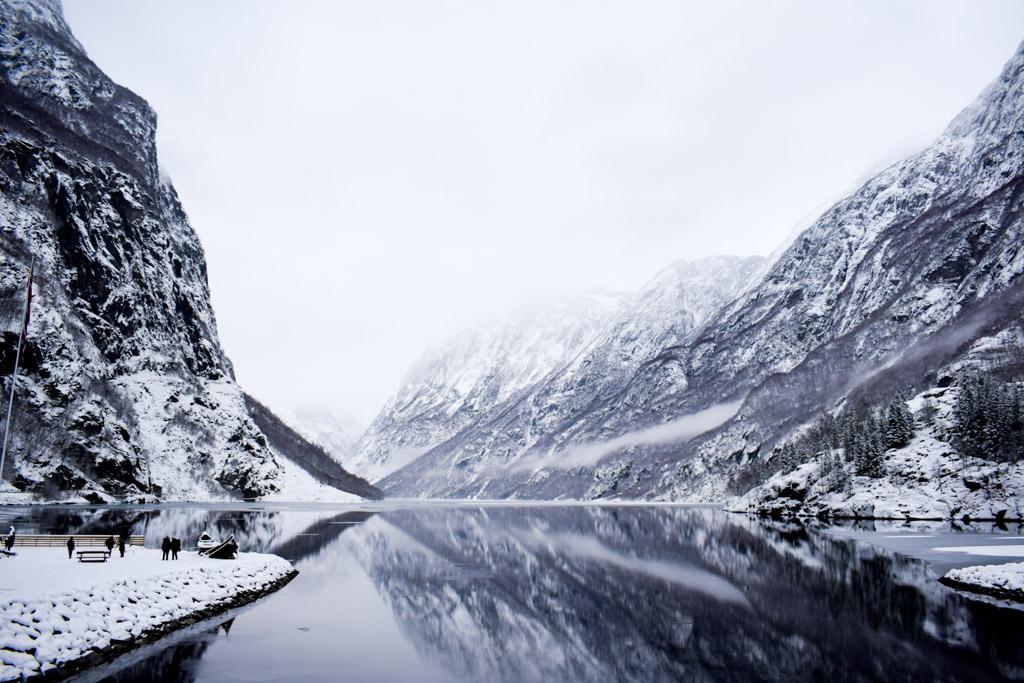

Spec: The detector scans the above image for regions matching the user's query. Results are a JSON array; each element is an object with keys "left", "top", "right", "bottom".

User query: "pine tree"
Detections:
[
  {"left": 853, "top": 415, "right": 885, "bottom": 477},
  {"left": 952, "top": 371, "right": 1023, "bottom": 462},
  {"left": 920, "top": 397, "right": 937, "bottom": 430},
  {"left": 884, "top": 394, "right": 914, "bottom": 449},
  {"left": 777, "top": 444, "right": 795, "bottom": 473},
  {"left": 830, "top": 452, "right": 850, "bottom": 491},
  {"left": 867, "top": 426, "right": 885, "bottom": 478}
]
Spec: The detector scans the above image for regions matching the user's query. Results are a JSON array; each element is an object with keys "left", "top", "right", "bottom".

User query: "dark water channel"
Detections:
[{"left": 1, "top": 504, "right": 1022, "bottom": 682}]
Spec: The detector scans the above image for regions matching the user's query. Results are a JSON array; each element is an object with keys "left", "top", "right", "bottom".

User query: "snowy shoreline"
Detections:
[
  {"left": 0, "top": 549, "right": 297, "bottom": 681},
  {"left": 940, "top": 561, "right": 1024, "bottom": 603}
]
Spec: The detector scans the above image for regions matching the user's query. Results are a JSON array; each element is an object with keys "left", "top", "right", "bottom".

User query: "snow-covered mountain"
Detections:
[
  {"left": 644, "top": 36, "right": 1024, "bottom": 502},
  {"left": 378, "top": 37, "right": 1024, "bottom": 501},
  {"left": 0, "top": 0, "right": 376, "bottom": 502},
  {"left": 348, "top": 290, "right": 626, "bottom": 481},
  {"left": 283, "top": 404, "right": 364, "bottom": 464},
  {"left": 370, "top": 255, "right": 765, "bottom": 494}
]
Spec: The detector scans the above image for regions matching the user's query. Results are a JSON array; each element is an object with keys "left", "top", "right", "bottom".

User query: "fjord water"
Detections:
[{"left": 4, "top": 505, "right": 1023, "bottom": 682}]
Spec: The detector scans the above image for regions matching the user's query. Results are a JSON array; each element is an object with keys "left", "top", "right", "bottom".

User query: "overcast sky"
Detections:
[{"left": 63, "top": 1, "right": 1024, "bottom": 425}]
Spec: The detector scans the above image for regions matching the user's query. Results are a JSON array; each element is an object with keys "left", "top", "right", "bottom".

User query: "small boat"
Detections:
[
  {"left": 203, "top": 534, "right": 238, "bottom": 560},
  {"left": 196, "top": 531, "right": 218, "bottom": 552}
]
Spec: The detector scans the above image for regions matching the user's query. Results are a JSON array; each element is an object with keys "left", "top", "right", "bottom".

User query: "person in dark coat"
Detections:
[
  {"left": 5, "top": 525, "right": 15, "bottom": 551},
  {"left": 161, "top": 536, "right": 171, "bottom": 561},
  {"left": 171, "top": 537, "right": 181, "bottom": 560},
  {"left": 117, "top": 536, "right": 126, "bottom": 558},
  {"left": 105, "top": 535, "right": 115, "bottom": 555},
  {"left": 67, "top": 536, "right": 75, "bottom": 559}
]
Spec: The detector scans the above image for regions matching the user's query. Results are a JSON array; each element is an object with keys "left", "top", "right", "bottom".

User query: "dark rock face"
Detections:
[
  {"left": 0, "top": 0, "right": 374, "bottom": 500},
  {"left": 379, "top": 39, "right": 1024, "bottom": 500}
]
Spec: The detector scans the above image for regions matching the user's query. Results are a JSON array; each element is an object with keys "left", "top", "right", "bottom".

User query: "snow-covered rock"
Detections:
[
  {"left": 350, "top": 289, "right": 626, "bottom": 482},
  {"left": 284, "top": 404, "right": 363, "bottom": 464},
  {"left": 643, "top": 38, "right": 1024, "bottom": 502},
  {"left": 942, "top": 561, "right": 1024, "bottom": 602},
  {"left": 244, "top": 394, "right": 382, "bottom": 500},
  {"left": 733, "top": 382, "right": 1024, "bottom": 521},
  {"left": 735, "top": 440, "right": 1024, "bottom": 522}
]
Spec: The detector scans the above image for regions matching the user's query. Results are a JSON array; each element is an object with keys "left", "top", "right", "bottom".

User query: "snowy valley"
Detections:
[
  {"left": 0, "top": 0, "right": 1021, "bottom": 522},
  {"left": 1, "top": 3, "right": 1024, "bottom": 681}
]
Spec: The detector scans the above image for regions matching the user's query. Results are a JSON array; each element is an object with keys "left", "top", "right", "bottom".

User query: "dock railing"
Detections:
[{"left": 5, "top": 535, "right": 145, "bottom": 547}]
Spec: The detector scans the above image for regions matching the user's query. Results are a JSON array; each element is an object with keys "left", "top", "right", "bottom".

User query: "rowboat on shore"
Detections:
[
  {"left": 196, "top": 530, "right": 218, "bottom": 552},
  {"left": 201, "top": 534, "right": 238, "bottom": 560}
]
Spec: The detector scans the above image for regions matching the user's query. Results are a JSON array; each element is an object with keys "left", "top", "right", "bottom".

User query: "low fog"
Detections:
[
  {"left": 514, "top": 400, "right": 744, "bottom": 471},
  {"left": 62, "top": 1, "right": 1024, "bottom": 425}
]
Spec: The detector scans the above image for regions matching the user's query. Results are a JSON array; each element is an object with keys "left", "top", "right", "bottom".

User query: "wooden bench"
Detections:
[
  {"left": 8, "top": 535, "right": 144, "bottom": 548},
  {"left": 77, "top": 550, "right": 111, "bottom": 563}
]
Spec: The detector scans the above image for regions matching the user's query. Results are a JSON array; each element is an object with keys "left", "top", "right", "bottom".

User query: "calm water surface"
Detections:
[{"left": 1, "top": 503, "right": 1022, "bottom": 682}]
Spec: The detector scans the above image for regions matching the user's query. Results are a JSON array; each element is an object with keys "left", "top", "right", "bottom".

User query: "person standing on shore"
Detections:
[
  {"left": 161, "top": 536, "right": 171, "bottom": 561},
  {"left": 66, "top": 536, "right": 75, "bottom": 559},
  {"left": 5, "top": 525, "right": 14, "bottom": 551},
  {"left": 117, "top": 536, "right": 125, "bottom": 558},
  {"left": 105, "top": 535, "right": 114, "bottom": 555},
  {"left": 170, "top": 537, "right": 180, "bottom": 560}
]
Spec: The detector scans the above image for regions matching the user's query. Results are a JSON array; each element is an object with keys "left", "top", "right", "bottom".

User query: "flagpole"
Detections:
[{"left": 1, "top": 255, "right": 34, "bottom": 485}]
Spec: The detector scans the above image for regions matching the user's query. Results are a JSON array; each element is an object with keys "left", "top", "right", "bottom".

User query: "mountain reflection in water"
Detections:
[{"left": 6, "top": 505, "right": 1020, "bottom": 682}]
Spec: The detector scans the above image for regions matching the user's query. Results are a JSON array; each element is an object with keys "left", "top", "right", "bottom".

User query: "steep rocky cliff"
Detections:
[
  {"left": 647, "top": 37, "right": 1024, "bottom": 501},
  {"left": 0, "top": 0, "right": 374, "bottom": 501}
]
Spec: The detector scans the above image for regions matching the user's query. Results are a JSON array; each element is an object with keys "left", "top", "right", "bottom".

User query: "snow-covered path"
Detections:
[
  {"left": 1, "top": 548, "right": 213, "bottom": 602},
  {"left": 0, "top": 548, "right": 295, "bottom": 681}
]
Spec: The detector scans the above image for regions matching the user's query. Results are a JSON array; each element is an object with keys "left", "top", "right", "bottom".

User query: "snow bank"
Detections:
[
  {"left": 941, "top": 561, "right": 1024, "bottom": 602},
  {"left": 0, "top": 549, "right": 295, "bottom": 681}
]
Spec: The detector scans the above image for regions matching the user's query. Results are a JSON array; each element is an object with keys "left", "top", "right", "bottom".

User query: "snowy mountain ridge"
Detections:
[
  {"left": 356, "top": 254, "right": 765, "bottom": 489},
  {"left": 283, "top": 404, "right": 364, "bottom": 464},
  {"left": 348, "top": 289, "right": 627, "bottom": 481}
]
